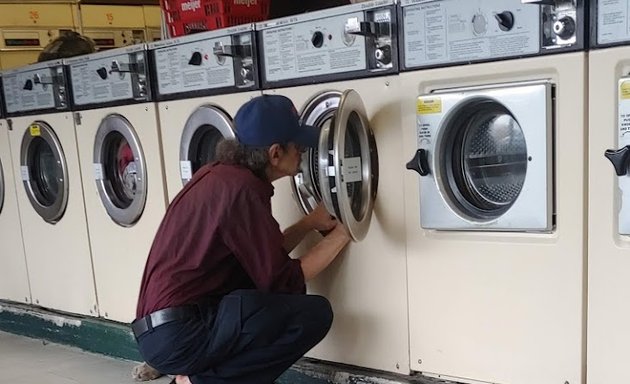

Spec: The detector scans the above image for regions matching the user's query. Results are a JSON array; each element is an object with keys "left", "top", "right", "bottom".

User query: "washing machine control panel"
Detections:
[
  {"left": 149, "top": 24, "right": 257, "bottom": 101},
  {"left": 400, "top": 0, "right": 582, "bottom": 70},
  {"left": 1, "top": 60, "right": 68, "bottom": 116},
  {"left": 66, "top": 44, "right": 150, "bottom": 109},
  {"left": 257, "top": 0, "right": 397, "bottom": 88}
]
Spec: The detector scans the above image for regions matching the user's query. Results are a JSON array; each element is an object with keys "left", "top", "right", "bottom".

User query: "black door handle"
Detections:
[
  {"left": 605, "top": 145, "right": 630, "bottom": 176},
  {"left": 406, "top": 149, "right": 430, "bottom": 176}
]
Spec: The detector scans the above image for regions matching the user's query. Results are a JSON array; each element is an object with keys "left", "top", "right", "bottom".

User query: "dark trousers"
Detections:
[{"left": 136, "top": 290, "right": 333, "bottom": 384}]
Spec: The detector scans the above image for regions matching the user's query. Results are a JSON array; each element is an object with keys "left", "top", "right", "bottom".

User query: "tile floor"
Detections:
[{"left": 0, "top": 331, "right": 171, "bottom": 384}]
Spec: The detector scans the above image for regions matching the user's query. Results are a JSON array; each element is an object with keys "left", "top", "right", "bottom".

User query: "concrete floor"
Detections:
[{"left": 0, "top": 331, "right": 171, "bottom": 384}]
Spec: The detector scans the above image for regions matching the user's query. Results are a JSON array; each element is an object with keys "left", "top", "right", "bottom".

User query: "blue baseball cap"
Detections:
[{"left": 234, "top": 95, "right": 319, "bottom": 148}]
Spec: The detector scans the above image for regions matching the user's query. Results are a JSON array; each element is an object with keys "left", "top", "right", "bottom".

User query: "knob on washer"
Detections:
[
  {"left": 311, "top": 31, "right": 324, "bottom": 48},
  {"left": 494, "top": 11, "right": 514, "bottom": 31}
]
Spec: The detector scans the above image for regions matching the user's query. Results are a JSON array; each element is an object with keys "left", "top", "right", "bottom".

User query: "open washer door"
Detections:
[
  {"left": 293, "top": 89, "right": 378, "bottom": 242},
  {"left": 20, "top": 122, "right": 69, "bottom": 224},
  {"left": 179, "top": 104, "right": 236, "bottom": 185},
  {"left": 93, "top": 114, "right": 147, "bottom": 227},
  {"left": 0, "top": 157, "right": 4, "bottom": 215}
]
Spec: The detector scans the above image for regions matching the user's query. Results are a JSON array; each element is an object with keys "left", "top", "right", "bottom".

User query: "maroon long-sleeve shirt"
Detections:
[{"left": 136, "top": 163, "right": 305, "bottom": 318}]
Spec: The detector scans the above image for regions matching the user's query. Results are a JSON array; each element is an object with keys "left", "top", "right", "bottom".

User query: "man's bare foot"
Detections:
[{"left": 175, "top": 375, "right": 192, "bottom": 384}]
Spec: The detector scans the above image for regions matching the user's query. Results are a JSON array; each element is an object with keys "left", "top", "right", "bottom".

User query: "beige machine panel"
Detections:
[
  {"left": 268, "top": 76, "right": 410, "bottom": 374},
  {"left": 0, "top": 3, "right": 78, "bottom": 27},
  {"left": 0, "top": 29, "right": 77, "bottom": 69},
  {"left": 80, "top": 5, "right": 145, "bottom": 29},
  {"left": 588, "top": 46, "right": 630, "bottom": 384},
  {"left": 402, "top": 53, "right": 587, "bottom": 384},
  {"left": 143, "top": 5, "right": 162, "bottom": 29},
  {"left": 144, "top": 6, "right": 162, "bottom": 41},
  {"left": 146, "top": 28, "right": 161, "bottom": 43}
]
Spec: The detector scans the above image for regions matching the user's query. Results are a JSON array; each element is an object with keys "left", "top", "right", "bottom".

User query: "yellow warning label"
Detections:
[
  {"left": 29, "top": 125, "right": 41, "bottom": 137},
  {"left": 622, "top": 81, "right": 630, "bottom": 100},
  {"left": 417, "top": 98, "right": 442, "bottom": 115}
]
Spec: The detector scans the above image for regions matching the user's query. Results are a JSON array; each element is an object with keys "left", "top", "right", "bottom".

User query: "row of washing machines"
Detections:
[{"left": 0, "top": 0, "right": 629, "bottom": 384}]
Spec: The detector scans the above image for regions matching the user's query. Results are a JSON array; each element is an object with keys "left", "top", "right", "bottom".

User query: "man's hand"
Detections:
[{"left": 305, "top": 204, "right": 338, "bottom": 232}]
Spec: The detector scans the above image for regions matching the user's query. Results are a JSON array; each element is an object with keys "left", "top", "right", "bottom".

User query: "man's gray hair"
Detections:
[{"left": 216, "top": 139, "right": 283, "bottom": 179}]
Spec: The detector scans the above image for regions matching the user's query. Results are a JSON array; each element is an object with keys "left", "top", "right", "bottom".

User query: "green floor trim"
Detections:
[
  {"left": 0, "top": 301, "right": 141, "bottom": 361},
  {"left": 279, "top": 359, "right": 447, "bottom": 384},
  {"left": 0, "top": 301, "right": 452, "bottom": 384}
]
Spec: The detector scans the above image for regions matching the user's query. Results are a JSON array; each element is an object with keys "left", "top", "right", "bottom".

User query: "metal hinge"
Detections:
[{"left": 74, "top": 112, "right": 82, "bottom": 126}]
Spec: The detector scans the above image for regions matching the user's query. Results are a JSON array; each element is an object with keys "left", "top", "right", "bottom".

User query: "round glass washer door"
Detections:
[
  {"left": 20, "top": 121, "right": 69, "bottom": 224},
  {"left": 292, "top": 91, "right": 342, "bottom": 215},
  {"left": 436, "top": 97, "right": 528, "bottom": 222},
  {"left": 293, "top": 89, "right": 378, "bottom": 242},
  {"left": 180, "top": 104, "right": 236, "bottom": 185},
  {"left": 94, "top": 114, "right": 147, "bottom": 227}
]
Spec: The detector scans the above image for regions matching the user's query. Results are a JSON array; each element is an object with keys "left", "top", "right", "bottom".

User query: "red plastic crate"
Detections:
[{"left": 162, "top": 0, "right": 270, "bottom": 37}]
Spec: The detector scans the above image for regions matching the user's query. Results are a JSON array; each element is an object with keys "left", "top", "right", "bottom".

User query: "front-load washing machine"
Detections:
[
  {"left": 148, "top": 24, "right": 261, "bottom": 202},
  {"left": 257, "top": 1, "right": 408, "bottom": 373},
  {"left": 588, "top": 1, "right": 630, "bottom": 382},
  {"left": 66, "top": 45, "right": 168, "bottom": 323},
  {"left": 400, "top": 1, "right": 587, "bottom": 383},
  {"left": 0, "top": 91, "right": 31, "bottom": 305},
  {"left": 2, "top": 60, "right": 97, "bottom": 316}
]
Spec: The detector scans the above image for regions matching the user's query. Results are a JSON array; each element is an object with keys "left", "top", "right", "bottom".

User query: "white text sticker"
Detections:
[
  {"left": 342, "top": 157, "right": 362, "bottom": 183},
  {"left": 180, "top": 161, "right": 193, "bottom": 180},
  {"left": 20, "top": 166, "right": 30, "bottom": 181},
  {"left": 93, "top": 163, "right": 104, "bottom": 180}
]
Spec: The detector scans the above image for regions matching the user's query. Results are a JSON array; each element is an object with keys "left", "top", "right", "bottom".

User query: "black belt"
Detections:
[{"left": 132, "top": 306, "right": 200, "bottom": 339}]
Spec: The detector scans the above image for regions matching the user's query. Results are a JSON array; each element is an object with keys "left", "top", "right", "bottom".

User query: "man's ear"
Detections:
[{"left": 268, "top": 143, "right": 284, "bottom": 166}]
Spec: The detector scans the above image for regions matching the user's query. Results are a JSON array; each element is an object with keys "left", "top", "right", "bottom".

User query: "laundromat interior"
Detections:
[{"left": 1, "top": 0, "right": 629, "bottom": 384}]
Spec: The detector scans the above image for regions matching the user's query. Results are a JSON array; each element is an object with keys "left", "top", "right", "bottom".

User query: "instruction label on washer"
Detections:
[
  {"left": 154, "top": 36, "right": 237, "bottom": 95},
  {"left": 3, "top": 69, "right": 57, "bottom": 114},
  {"left": 93, "top": 163, "right": 104, "bottom": 181},
  {"left": 20, "top": 166, "right": 30, "bottom": 181},
  {"left": 262, "top": 12, "right": 367, "bottom": 83},
  {"left": 417, "top": 98, "right": 442, "bottom": 114},
  {"left": 597, "top": 0, "right": 630, "bottom": 44},
  {"left": 180, "top": 161, "right": 193, "bottom": 180},
  {"left": 70, "top": 54, "right": 136, "bottom": 105},
  {"left": 416, "top": 96, "right": 436, "bottom": 148},
  {"left": 342, "top": 157, "right": 362, "bottom": 183},
  {"left": 402, "top": 0, "right": 539, "bottom": 68}
]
